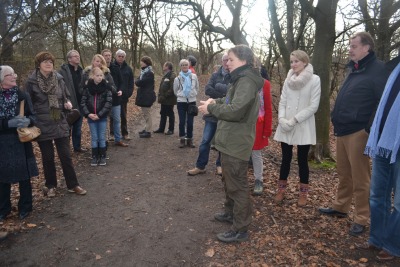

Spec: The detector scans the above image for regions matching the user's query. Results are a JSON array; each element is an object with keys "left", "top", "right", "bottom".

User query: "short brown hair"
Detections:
[
  {"left": 228, "top": 44, "right": 255, "bottom": 67},
  {"left": 35, "top": 52, "right": 55, "bottom": 68},
  {"left": 140, "top": 56, "right": 153, "bottom": 66},
  {"left": 351, "top": 32, "right": 375, "bottom": 52},
  {"left": 101, "top": 49, "right": 112, "bottom": 56}
]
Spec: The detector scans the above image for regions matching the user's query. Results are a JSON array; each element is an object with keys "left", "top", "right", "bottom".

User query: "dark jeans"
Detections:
[
  {"left": 71, "top": 114, "right": 83, "bottom": 151},
  {"left": 37, "top": 137, "right": 79, "bottom": 190},
  {"left": 279, "top": 142, "right": 310, "bottom": 184},
  {"left": 177, "top": 102, "right": 195, "bottom": 138},
  {"left": 158, "top": 104, "right": 175, "bottom": 131},
  {"left": 121, "top": 101, "right": 129, "bottom": 136},
  {"left": 221, "top": 152, "right": 252, "bottom": 232},
  {"left": 196, "top": 120, "right": 221, "bottom": 169},
  {"left": 0, "top": 180, "right": 32, "bottom": 216}
]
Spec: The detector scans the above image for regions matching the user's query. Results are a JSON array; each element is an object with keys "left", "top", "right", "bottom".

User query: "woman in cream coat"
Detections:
[{"left": 273, "top": 50, "right": 321, "bottom": 206}]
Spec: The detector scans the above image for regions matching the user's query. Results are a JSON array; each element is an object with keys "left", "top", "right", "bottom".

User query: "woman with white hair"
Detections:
[
  {"left": 173, "top": 59, "right": 199, "bottom": 148},
  {"left": 0, "top": 65, "right": 38, "bottom": 220}
]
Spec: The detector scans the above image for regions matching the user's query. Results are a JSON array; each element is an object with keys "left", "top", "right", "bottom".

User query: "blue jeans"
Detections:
[
  {"left": 110, "top": 105, "right": 122, "bottom": 142},
  {"left": 71, "top": 115, "right": 83, "bottom": 150},
  {"left": 369, "top": 153, "right": 400, "bottom": 257},
  {"left": 88, "top": 118, "right": 107, "bottom": 148},
  {"left": 196, "top": 120, "right": 220, "bottom": 169},
  {"left": 177, "top": 102, "right": 195, "bottom": 138}
]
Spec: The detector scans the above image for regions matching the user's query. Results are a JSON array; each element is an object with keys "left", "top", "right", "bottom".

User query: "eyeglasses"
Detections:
[
  {"left": 42, "top": 60, "right": 54, "bottom": 64},
  {"left": 4, "top": 73, "right": 17, "bottom": 78}
]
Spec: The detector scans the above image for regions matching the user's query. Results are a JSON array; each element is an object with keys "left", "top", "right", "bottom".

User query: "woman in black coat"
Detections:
[
  {"left": 135, "top": 56, "right": 156, "bottom": 138},
  {"left": 0, "top": 65, "right": 38, "bottom": 221}
]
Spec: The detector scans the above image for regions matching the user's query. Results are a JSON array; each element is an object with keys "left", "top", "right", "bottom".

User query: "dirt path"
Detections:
[{"left": 0, "top": 102, "right": 227, "bottom": 266}]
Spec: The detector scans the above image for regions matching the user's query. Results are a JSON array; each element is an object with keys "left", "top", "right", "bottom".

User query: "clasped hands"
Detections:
[
  {"left": 279, "top": 117, "right": 297, "bottom": 132},
  {"left": 8, "top": 116, "right": 30, "bottom": 128},
  {"left": 198, "top": 98, "right": 216, "bottom": 115}
]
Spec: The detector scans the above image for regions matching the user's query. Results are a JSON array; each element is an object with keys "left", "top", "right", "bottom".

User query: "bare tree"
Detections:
[{"left": 157, "top": 0, "right": 252, "bottom": 45}]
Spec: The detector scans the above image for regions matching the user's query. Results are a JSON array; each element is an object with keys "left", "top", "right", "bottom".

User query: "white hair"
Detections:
[
  {"left": 0, "top": 65, "right": 14, "bottom": 83},
  {"left": 115, "top": 49, "right": 126, "bottom": 57}
]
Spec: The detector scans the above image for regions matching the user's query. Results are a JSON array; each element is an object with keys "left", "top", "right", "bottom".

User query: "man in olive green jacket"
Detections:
[{"left": 199, "top": 44, "right": 264, "bottom": 243}]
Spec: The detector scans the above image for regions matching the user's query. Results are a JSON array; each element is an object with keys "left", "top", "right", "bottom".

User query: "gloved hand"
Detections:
[
  {"left": 287, "top": 117, "right": 297, "bottom": 127},
  {"left": 18, "top": 117, "right": 31, "bottom": 128},
  {"left": 279, "top": 118, "right": 293, "bottom": 132},
  {"left": 8, "top": 116, "right": 30, "bottom": 128}
]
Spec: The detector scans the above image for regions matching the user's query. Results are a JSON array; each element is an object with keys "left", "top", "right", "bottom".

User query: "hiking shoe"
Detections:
[
  {"left": 187, "top": 167, "right": 206, "bottom": 176},
  {"left": 349, "top": 223, "right": 366, "bottom": 236},
  {"left": 253, "top": 180, "right": 263, "bottom": 195},
  {"left": 217, "top": 230, "right": 249, "bottom": 243},
  {"left": 214, "top": 212, "right": 233, "bottom": 224},
  {"left": 68, "top": 186, "right": 87, "bottom": 195},
  {"left": 47, "top": 188, "right": 56, "bottom": 198}
]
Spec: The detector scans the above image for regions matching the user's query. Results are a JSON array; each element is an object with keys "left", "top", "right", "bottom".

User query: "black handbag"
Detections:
[
  {"left": 66, "top": 109, "right": 81, "bottom": 125},
  {"left": 188, "top": 104, "right": 198, "bottom": 116}
]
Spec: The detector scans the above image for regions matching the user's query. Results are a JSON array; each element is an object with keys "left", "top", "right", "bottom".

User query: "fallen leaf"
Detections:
[
  {"left": 26, "top": 223, "right": 37, "bottom": 228},
  {"left": 205, "top": 248, "right": 215, "bottom": 257},
  {"left": 359, "top": 258, "right": 368, "bottom": 263},
  {"left": 95, "top": 254, "right": 101, "bottom": 260}
]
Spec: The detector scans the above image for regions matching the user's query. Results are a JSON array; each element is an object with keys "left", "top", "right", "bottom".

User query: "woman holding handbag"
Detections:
[
  {"left": 0, "top": 65, "right": 38, "bottom": 221},
  {"left": 173, "top": 59, "right": 199, "bottom": 148},
  {"left": 25, "top": 52, "right": 87, "bottom": 198}
]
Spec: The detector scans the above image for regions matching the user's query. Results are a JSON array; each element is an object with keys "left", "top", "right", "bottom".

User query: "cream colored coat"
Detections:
[{"left": 274, "top": 64, "right": 321, "bottom": 145}]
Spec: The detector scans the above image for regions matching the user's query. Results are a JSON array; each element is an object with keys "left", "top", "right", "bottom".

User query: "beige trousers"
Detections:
[{"left": 333, "top": 129, "right": 371, "bottom": 225}]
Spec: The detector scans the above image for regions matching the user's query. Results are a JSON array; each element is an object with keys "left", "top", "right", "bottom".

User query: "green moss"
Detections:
[{"left": 309, "top": 160, "right": 336, "bottom": 170}]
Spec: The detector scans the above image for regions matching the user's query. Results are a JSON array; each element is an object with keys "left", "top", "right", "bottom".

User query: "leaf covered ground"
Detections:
[{"left": 1, "top": 74, "right": 399, "bottom": 266}]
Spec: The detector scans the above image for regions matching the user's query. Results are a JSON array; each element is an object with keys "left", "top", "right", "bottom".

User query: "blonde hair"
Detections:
[
  {"left": 290, "top": 50, "right": 310, "bottom": 65},
  {"left": 89, "top": 67, "right": 104, "bottom": 79},
  {"left": 91, "top": 54, "right": 108, "bottom": 73}
]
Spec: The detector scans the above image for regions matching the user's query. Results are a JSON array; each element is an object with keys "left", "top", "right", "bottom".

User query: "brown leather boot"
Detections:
[
  {"left": 298, "top": 183, "right": 309, "bottom": 207},
  {"left": 274, "top": 180, "right": 287, "bottom": 204}
]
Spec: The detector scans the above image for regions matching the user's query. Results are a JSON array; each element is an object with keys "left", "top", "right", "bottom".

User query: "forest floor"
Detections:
[{"left": 0, "top": 75, "right": 399, "bottom": 266}]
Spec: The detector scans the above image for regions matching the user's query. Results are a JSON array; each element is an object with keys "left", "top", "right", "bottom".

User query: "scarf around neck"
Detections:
[
  {"left": 286, "top": 64, "right": 314, "bottom": 90},
  {"left": 365, "top": 63, "right": 400, "bottom": 163},
  {"left": 0, "top": 86, "right": 19, "bottom": 119},
  {"left": 37, "top": 70, "right": 62, "bottom": 121},
  {"left": 140, "top": 66, "right": 153, "bottom": 80},
  {"left": 179, "top": 70, "right": 192, "bottom": 98}
]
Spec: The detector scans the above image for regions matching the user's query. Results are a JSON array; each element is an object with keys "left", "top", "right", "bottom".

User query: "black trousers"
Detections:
[
  {"left": 158, "top": 104, "right": 175, "bottom": 131},
  {"left": 121, "top": 101, "right": 129, "bottom": 136},
  {"left": 279, "top": 142, "right": 311, "bottom": 184},
  {"left": 37, "top": 137, "right": 79, "bottom": 190},
  {"left": 0, "top": 180, "right": 32, "bottom": 216}
]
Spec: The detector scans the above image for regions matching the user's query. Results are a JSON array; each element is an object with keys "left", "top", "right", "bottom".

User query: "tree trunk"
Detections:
[{"left": 299, "top": 0, "right": 339, "bottom": 161}]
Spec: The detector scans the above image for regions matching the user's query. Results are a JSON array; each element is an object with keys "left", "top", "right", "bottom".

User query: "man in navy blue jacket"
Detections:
[{"left": 319, "top": 32, "right": 390, "bottom": 236}]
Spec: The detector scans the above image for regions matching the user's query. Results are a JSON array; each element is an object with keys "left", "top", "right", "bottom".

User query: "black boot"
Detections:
[
  {"left": 91, "top": 148, "right": 99, "bottom": 166},
  {"left": 98, "top": 147, "right": 107, "bottom": 166},
  {"left": 179, "top": 137, "right": 186, "bottom": 148}
]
